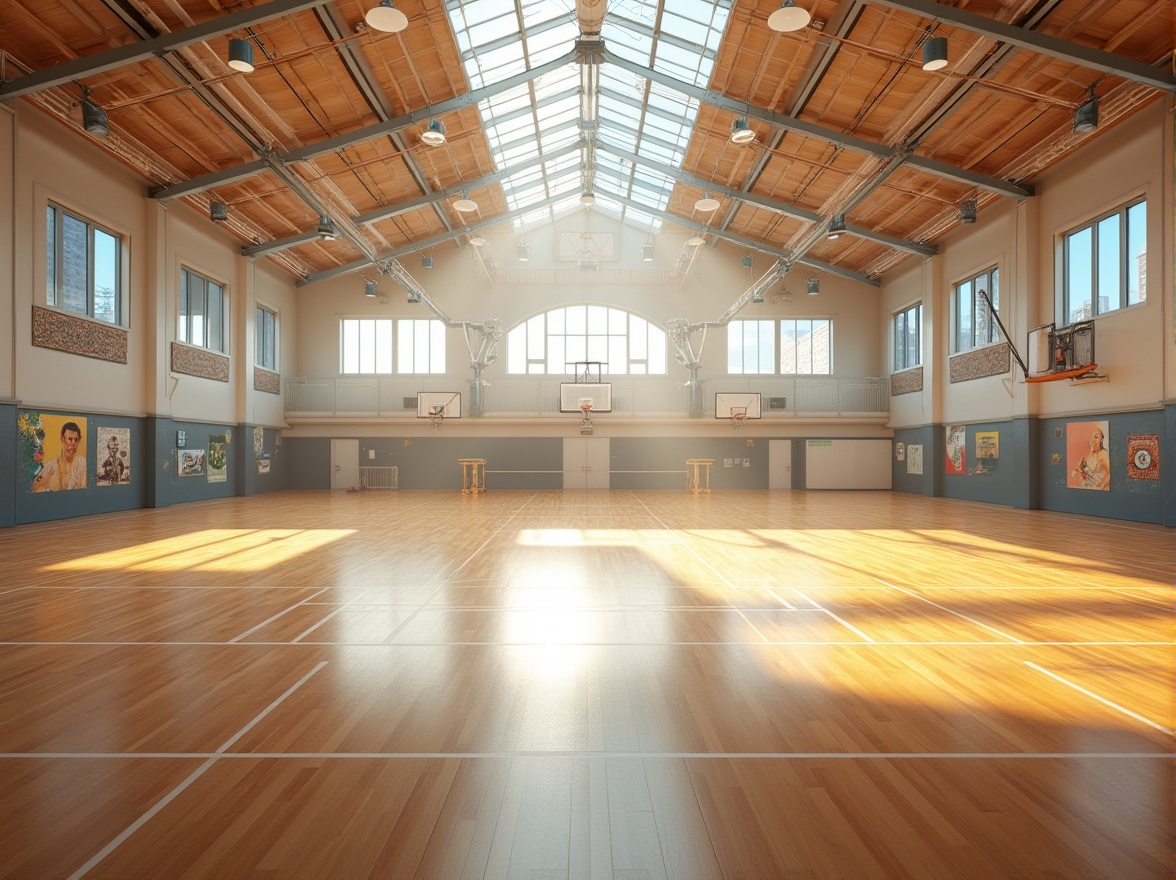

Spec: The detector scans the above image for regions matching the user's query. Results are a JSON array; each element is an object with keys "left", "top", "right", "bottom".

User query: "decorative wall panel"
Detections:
[
  {"left": 32, "top": 306, "right": 127, "bottom": 363},
  {"left": 950, "top": 344, "right": 1010, "bottom": 383},
  {"left": 171, "top": 342, "right": 229, "bottom": 382}
]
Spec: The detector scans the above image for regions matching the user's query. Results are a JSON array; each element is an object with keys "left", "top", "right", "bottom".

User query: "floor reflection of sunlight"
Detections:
[
  {"left": 508, "top": 567, "right": 594, "bottom": 679},
  {"left": 43, "top": 529, "right": 355, "bottom": 572}
]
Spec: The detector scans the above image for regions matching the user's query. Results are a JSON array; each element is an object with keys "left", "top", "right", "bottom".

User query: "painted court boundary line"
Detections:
[
  {"left": 880, "top": 580, "right": 1025, "bottom": 643},
  {"left": 1024, "top": 661, "right": 1173, "bottom": 735},
  {"left": 5, "top": 751, "right": 1166, "bottom": 761},
  {"left": 229, "top": 586, "right": 331, "bottom": 642},
  {"left": 67, "top": 660, "right": 328, "bottom": 880},
  {"left": 0, "top": 639, "right": 1169, "bottom": 647}
]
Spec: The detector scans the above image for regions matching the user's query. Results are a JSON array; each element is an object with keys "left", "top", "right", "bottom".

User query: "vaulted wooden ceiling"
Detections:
[{"left": 1, "top": 0, "right": 1170, "bottom": 287}]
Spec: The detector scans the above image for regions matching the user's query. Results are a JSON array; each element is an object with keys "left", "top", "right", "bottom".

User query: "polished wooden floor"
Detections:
[{"left": 0, "top": 490, "right": 1171, "bottom": 879}]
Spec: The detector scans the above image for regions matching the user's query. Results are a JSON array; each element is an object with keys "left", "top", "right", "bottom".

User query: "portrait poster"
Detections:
[
  {"left": 253, "top": 426, "right": 268, "bottom": 461},
  {"left": 207, "top": 434, "right": 228, "bottom": 483},
  {"left": 179, "top": 449, "right": 206, "bottom": 477},
  {"left": 895, "top": 442, "right": 905, "bottom": 461},
  {"left": 96, "top": 427, "right": 131, "bottom": 486},
  {"left": 945, "top": 425, "right": 966, "bottom": 474},
  {"left": 1126, "top": 434, "right": 1159, "bottom": 480},
  {"left": 21, "top": 412, "right": 88, "bottom": 493},
  {"left": 1066, "top": 420, "right": 1110, "bottom": 490},
  {"left": 974, "top": 431, "right": 999, "bottom": 475},
  {"left": 906, "top": 444, "right": 923, "bottom": 475},
  {"left": 257, "top": 458, "right": 271, "bottom": 475}
]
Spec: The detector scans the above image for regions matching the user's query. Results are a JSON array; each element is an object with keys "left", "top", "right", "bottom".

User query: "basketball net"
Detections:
[
  {"left": 730, "top": 406, "right": 748, "bottom": 429},
  {"left": 427, "top": 405, "right": 445, "bottom": 429},
  {"left": 579, "top": 399, "right": 594, "bottom": 428}
]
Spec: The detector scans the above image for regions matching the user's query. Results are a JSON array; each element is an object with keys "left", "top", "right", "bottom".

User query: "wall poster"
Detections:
[
  {"left": 96, "top": 427, "right": 130, "bottom": 486},
  {"left": 22, "top": 412, "right": 88, "bottom": 493},
  {"left": 1126, "top": 434, "right": 1159, "bottom": 480},
  {"left": 208, "top": 434, "right": 228, "bottom": 483},
  {"left": 1066, "top": 420, "right": 1110, "bottom": 490},
  {"left": 906, "top": 444, "right": 923, "bottom": 475},
  {"left": 945, "top": 425, "right": 966, "bottom": 474},
  {"left": 974, "top": 431, "right": 999, "bottom": 475},
  {"left": 179, "top": 449, "right": 206, "bottom": 477},
  {"left": 895, "top": 442, "right": 905, "bottom": 461}
]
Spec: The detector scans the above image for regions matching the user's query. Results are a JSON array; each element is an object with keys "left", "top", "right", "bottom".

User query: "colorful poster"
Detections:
[
  {"left": 96, "top": 427, "right": 130, "bottom": 486},
  {"left": 22, "top": 412, "right": 88, "bottom": 492},
  {"left": 907, "top": 444, "right": 923, "bottom": 475},
  {"left": 1067, "top": 420, "right": 1110, "bottom": 490},
  {"left": 253, "top": 426, "right": 266, "bottom": 460},
  {"left": 974, "top": 431, "right": 999, "bottom": 475},
  {"left": 257, "top": 459, "right": 271, "bottom": 475},
  {"left": 895, "top": 442, "right": 905, "bottom": 461},
  {"left": 1126, "top": 434, "right": 1159, "bottom": 480},
  {"left": 179, "top": 449, "right": 206, "bottom": 477},
  {"left": 208, "top": 434, "right": 228, "bottom": 483},
  {"left": 945, "top": 425, "right": 966, "bottom": 474}
]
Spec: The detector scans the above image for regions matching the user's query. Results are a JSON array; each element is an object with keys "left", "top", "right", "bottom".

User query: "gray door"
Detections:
[
  {"left": 769, "top": 439, "right": 792, "bottom": 490},
  {"left": 563, "top": 438, "right": 610, "bottom": 489},
  {"left": 330, "top": 439, "right": 360, "bottom": 490}
]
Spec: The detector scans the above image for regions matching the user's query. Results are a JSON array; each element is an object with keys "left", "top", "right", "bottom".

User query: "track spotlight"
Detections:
[
  {"left": 365, "top": 0, "right": 408, "bottom": 33},
  {"left": 517, "top": 242, "right": 531, "bottom": 262},
  {"left": 453, "top": 193, "right": 478, "bottom": 213},
  {"left": 364, "top": 279, "right": 378, "bottom": 298},
  {"left": 227, "top": 38, "right": 255, "bottom": 73},
  {"left": 730, "top": 117, "right": 756, "bottom": 144},
  {"left": 827, "top": 214, "right": 846, "bottom": 240},
  {"left": 768, "top": 1, "right": 811, "bottom": 33},
  {"left": 921, "top": 36, "right": 948, "bottom": 72},
  {"left": 642, "top": 242, "right": 655, "bottom": 262},
  {"left": 580, "top": 191, "right": 596, "bottom": 206},
  {"left": 741, "top": 254, "right": 754, "bottom": 268},
  {"left": 959, "top": 200, "right": 977, "bottom": 224},
  {"left": 209, "top": 200, "right": 228, "bottom": 223},
  {"left": 1073, "top": 88, "right": 1099, "bottom": 134},
  {"left": 807, "top": 278, "right": 820, "bottom": 295},
  {"left": 421, "top": 118, "right": 446, "bottom": 146},
  {"left": 315, "top": 215, "right": 336, "bottom": 241},
  {"left": 81, "top": 88, "right": 109, "bottom": 137},
  {"left": 695, "top": 192, "right": 721, "bottom": 213},
  {"left": 421, "top": 254, "right": 434, "bottom": 269}
]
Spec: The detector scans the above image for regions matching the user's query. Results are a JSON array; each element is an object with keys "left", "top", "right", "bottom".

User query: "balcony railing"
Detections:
[{"left": 285, "top": 376, "right": 889, "bottom": 417}]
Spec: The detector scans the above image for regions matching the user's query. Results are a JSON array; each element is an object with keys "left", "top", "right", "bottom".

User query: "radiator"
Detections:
[{"left": 359, "top": 466, "right": 398, "bottom": 489}]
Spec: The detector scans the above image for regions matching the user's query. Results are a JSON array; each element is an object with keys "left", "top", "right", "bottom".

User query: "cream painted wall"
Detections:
[{"left": 0, "top": 106, "right": 14, "bottom": 401}]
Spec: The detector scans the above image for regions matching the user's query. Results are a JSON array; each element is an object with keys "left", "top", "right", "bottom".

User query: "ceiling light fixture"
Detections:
[
  {"left": 209, "top": 200, "right": 228, "bottom": 222},
  {"left": 695, "top": 192, "right": 721, "bottom": 213},
  {"left": 959, "top": 200, "right": 977, "bottom": 224},
  {"left": 469, "top": 235, "right": 486, "bottom": 246},
  {"left": 687, "top": 234, "right": 706, "bottom": 246},
  {"left": 364, "top": 279, "right": 378, "bottom": 298},
  {"left": 922, "top": 36, "right": 948, "bottom": 71},
  {"left": 421, "top": 254, "right": 434, "bottom": 269},
  {"left": 580, "top": 191, "right": 596, "bottom": 206},
  {"left": 807, "top": 278, "right": 820, "bottom": 295},
  {"left": 315, "top": 215, "right": 336, "bottom": 241},
  {"left": 642, "top": 242, "right": 655, "bottom": 262},
  {"left": 768, "top": 1, "right": 811, "bottom": 33},
  {"left": 740, "top": 254, "right": 754, "bottom": 268},
  {"left": 730, "top": 117, "right": 756, "bottom": 144},
  {"left": 421, "top": 118, "right": 446, "bottom": 146},
  {"left": 827, "top": 213, "right": 846, "bottom": 239},
  {"left": 365, "top": 0, "right": 408, "bottom": 33},
  {"left": 80, "top": 87, "right": 109, "bottom": 137},
  {"left": 227, "top": 38, "right": 255, "bottom": 73},
  {"left": 453, "top": 193, "right": 478, "bottom": 213},
  {"left": 1073, "top": 87, "right": 1099, "bottom": 134}
]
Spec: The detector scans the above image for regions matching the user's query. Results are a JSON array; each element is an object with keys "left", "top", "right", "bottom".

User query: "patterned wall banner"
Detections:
[
  {"left": 171, "top": 342, "right": 229, "bottom": 382},
  {"left": 254, "top": 368, "right": 280, "bottom": 394},
  {"left": 945, "top": 425, "right": 966, "bottom": 474},
  {"left": 32, "top": 306, "right": 128, "bottom": 363},
  {"left": 1126, "top": 434, "right": 1159, "bottom": 480},
  {"left": 949, "top": 343, "right": 1010, "bottom": 383},
  {"left": 890, "top": 367, "right": 923, "bottom": 396}
]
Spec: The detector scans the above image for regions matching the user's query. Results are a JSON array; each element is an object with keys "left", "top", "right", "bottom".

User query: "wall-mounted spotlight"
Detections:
[
  {"left": 730, "top": 117, "right": 756, "bottom": 144},
  {"left": 365, "top": 0, "right": 408, "bottom": 33},
  {"left": 807, "top": 278, "right": 821, "bottom": 295},
  {"left": 227, "top": 38, "right": 255, "bottom": 73},
  {"left": 921, "top": 36, "right": 948, "bottom": 71},
  {"left": 768, "top": 1, "right": 811, "bottom": 33},
  {"left": 642, "top": 242, "right": 655, "bottom": 262},
  {"left": 827, "top": 214, "right": 846, "bottom": 239},
  {"left": 209, "top": 200, "right": 228, "bottom": 223},
  {"left": 695, "top": 192, "right": 721, "bottom": 212},
  {"left": 740, "top": 254, "right": 754, "bottom": 268},
  {"left": 364, "top": 279, "right": 378, "bottom": 298},
  {"left": 421, "top": 254, "right": 434, "bottom": 269},
  {"left": 1073, "top": 87, "right": 1099, "bottom": 134},
  {"left": 80, "top": 87, "right": 109, "bottom": 137},
  {"left": 315, "top": 215, "right": 336, "bottom": 241},
  {"left": 517, "top": 242, "right": 531, "bottom": 262},
  {"left": 421, "top": 118, "right": 446, "bottom": 146},
  {"left": 453, "top": 193, "right": 478, "bottom": 213},
  {"left": 959, "top": 200, "right": 977, "bottom": 224}
]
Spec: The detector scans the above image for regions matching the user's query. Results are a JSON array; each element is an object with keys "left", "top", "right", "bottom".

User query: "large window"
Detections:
[
  {"left": 727, "top": 320, "right": 776, "bottom": 374},
  {"left": 179, "top": 268, "right": 225, "bottom": 352},
  {"left": 397, "top": 319, "right": 446, "bottom": 373},
  {"left": 780, "top": 319, "right": 832, "bottom": 374},
  {"left": 507, "top": 306, "right": 667, "bottom": 374},
  {"left": 256, "top": 305, "right": 277, "bottom": 370},
  {"left": 955, "top": 267, "right": 999, "bottom": 352},
  {"left": 341, "top": 318, "right": 393, "bottom": 374},
  {"left": 46, "top": 203, "right": 122, "bottom": 324},
  {"left": 894, "top": 303, "right": 922, "bottom": 371},
  {"left": 1063, "top": 199, "right": 1146, "bottom": 323}
]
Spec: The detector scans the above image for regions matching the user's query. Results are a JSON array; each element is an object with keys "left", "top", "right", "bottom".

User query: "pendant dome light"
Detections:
[
  {"left": 365, "top": 1, "right": 408, "bottom": 33},
  {"left": 768, "top": 1, "right": 811, "bottom": 33}
]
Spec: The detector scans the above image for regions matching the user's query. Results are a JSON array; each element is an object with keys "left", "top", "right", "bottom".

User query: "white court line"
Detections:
[
  {"left": 0, "top": 585, "right": 35, "bottom": 598},
  {"left": 0, "top": 639, "right": 1170, "bottom": 648},
  {"left": 1109, "top": 589, "right": 1172, "bottom": 607},
  {"left": 880, "top": 581, "right": 1024, "bottom": 643},
  {"left": 1024, "top": 661, "right": 1173, "bottom": 736},
  {"left": 67, "top": 660, "right": 328, "bottom": 880},
  {"left": 230, "top": 587, "right": 331, "bottom": 643},
  {"left": 790, "top": 587, "right": 875, "bottom": 643}
]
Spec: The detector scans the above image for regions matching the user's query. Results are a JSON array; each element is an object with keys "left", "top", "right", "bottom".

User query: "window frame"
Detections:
[
  {"left": 727, "top": 319, "right": 777, "bottom": 375},
  {"left": 779, "top": 318, "right": 833, "bottom": 376},
  {"left": 396, "top": 318, "right": 447, "bottom": 374},
  {"left": 893, "top": 302, "right": 922, "bottom": 372},
  {"left": 46, "top": 200, "right": 125, "bottom": 325},
  {"left": 340, "top": 317, "right": 394, "bottom": 374},
  {"left": 506, "top": 305, "right": 667, "bottom": 375},
  {"left": 255, "top": 304, "right": 278, "bottom": 370},
  {"left": 953, "top": 265, "right": 1000, "bottom": 353},
  {"left": 1061, "top": 197, "right": 1146, "bottom": 323},
  {"left": 178, "top": 266, "right": 227, "bottom": 353}
]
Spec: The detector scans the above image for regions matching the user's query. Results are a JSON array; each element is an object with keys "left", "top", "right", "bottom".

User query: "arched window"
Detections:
[{"left": 507, "top": 305, "right": 667, "bottom": 375}]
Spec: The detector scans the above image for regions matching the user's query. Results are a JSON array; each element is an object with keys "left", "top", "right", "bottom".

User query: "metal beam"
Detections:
[
  {"left": 905, "top": 154, "right": 1033, "bottom": 199},
  {"left": 0, "top": 0, "right": 332, "bottom": 100},
  {"left": 869, "top": 0, "right": 1176, "bottom": 93}
]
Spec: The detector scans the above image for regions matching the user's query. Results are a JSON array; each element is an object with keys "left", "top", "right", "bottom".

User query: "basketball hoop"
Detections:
[
  {"left": 427, "top": 404, "right": 445, "bottom": 429},
  {"left": 579, "top": 398, "right": 594, "bottom": 429},
  {"left": 730, "top": 406, "right": 748, "bottom": 429}
]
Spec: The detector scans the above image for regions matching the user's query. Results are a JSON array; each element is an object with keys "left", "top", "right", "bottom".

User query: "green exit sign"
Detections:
[{"left": 808, "top": 440, "right": 832, "bottom": 447}]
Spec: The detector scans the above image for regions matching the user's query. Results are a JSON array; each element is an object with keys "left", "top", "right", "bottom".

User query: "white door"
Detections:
[
  {"left": 769, "top": 439, "right": 792, "bottom": 490},
  {"left": 563, "top": 438, "right": 610, "bottom": 489},
  {"left": 331, "top": 439, "right": 360, "bottom": 490}
]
